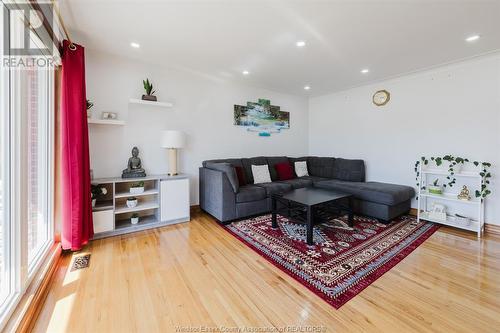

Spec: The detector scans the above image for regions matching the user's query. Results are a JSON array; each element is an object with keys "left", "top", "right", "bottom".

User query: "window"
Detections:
[
  {"left": 21, "top": 60, "right": 52, "bottom": 269},
  {"left": 0, "top": 1, "right": 11, "bottom": 310},
  {"left": 0, "top": 2, "right": 55, "bottom": 328}
]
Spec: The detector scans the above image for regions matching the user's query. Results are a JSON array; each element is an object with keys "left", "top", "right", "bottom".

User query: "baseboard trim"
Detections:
[
  {"left": 485, "top": 224, "right": 500, "bottom": 236},
  {"left": 4, "top": 243, "right": 62, "bottom": 332},
  {"left": 190, "top": 205, "right": 201, "bottom": 215},
  {"left": 409, "top": 208, "right": 499, "bottom": 236}
]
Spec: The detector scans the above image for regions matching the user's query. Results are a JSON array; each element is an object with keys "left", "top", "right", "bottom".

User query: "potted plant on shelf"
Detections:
[
  {"left": 131, "top": 213, "right": 139, "bottom": 225},
  {"left": 130, "top": 181, "right": 145, "bottom": 194},
  {"left": 428, "top": 179, "right": 443, "bottom": 195},
  {"left": 142, "top": 78, "right": 157, "bottom": 102},
  {"left": 91, "top": 184, "right": 107, "bottom": 207},
  {"left": 86, "top": 99, "right": 94, "bottom": 118},
  {"left": 126, "top": 197, "right": 138, "bottom": 208}
]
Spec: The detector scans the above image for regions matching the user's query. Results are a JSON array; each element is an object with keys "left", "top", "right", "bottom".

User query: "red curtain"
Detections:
[{"left": 60, "top": 40, "right": 93, "bottom": 250}]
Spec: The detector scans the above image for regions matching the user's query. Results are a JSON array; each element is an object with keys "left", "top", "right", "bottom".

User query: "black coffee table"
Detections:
[{"left": 271, "top": 187, "right": 353, "bottom": 245}]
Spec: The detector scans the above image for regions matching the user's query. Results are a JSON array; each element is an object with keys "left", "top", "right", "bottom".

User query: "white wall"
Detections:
[
  {"left": 86, "top": 50, "right": 309, "bottom": 205},
  {"left": 309, "top": 53, "right": 500, "bottom": 225}
]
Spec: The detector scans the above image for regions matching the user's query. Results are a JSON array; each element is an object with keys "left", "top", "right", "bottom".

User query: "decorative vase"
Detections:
[
  {"left": 141, "top": 94, "right": 157, "bottom": 102},
  {"left": 130, "top": 187, "right": 144, "bottom": 194},
  {"left": 92, "top": 198, "right": 96, "bottom": 207},
  {"left": 126, "top": 198, "right": 138, "bottom": 208},
  {"left": 131, "top": 216, "right": 139, "bottom": 225}
]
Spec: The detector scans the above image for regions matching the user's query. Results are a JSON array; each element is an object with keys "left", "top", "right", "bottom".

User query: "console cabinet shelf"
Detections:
[{"left": 91, "top": 174, "right": 189, "bottom": 239}]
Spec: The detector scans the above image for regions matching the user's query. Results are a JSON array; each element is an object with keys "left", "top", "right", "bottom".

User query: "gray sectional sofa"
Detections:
[{"left": 199, "top": 156, "right": 415, "bottom": 224}]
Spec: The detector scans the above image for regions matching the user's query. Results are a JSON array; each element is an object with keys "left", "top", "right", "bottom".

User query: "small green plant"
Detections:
[
  {"left": 428, "top": 178, "right": 443, "bottom": 194},
  {"left": 127, "top": 197, "right": 137, "bottom": 201},
  {"left": 131, "top": 181, "right": 144, "bottom": 188},
  {"left": 143, "top": 79, "right": 155, "bottom": 96},
  {"left": 131, "top": 213, "right": 139, "bottom": 218},
  {"left": 91, "top": 185, "right": 107, "bottom": 199},
  {"left": 86, "top": 99, "right": 94, "bottom": 110}
]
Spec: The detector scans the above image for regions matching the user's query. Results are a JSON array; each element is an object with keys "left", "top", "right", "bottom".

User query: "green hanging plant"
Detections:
[
  {"left": 414, "top": 155, "right": 492, "bottom": 200},
  {"left": 473, "top": 161, "right": 492, "bottom": 200}
]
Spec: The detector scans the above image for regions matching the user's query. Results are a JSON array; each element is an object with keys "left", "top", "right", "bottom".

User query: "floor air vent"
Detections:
[{"left": 71, "top": 254, "right": 91, "bottom": 271}]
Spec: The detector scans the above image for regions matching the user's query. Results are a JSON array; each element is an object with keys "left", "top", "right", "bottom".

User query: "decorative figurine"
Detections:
[
  {"left": 122, "top": 146, "right": 146, "bottom": 178},
  {"left": 457, "top": 185, "right": 471, "bottom": 201}
]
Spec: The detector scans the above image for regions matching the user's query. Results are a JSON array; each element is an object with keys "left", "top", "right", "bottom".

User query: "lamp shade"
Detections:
[{"left": 160, "top": 130, "right": 186, "bottom": 149}]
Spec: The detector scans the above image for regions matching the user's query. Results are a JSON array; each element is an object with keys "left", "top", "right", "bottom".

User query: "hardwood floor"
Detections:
[{"left": 33, "top": 212, "right": 500, "bottom": 333}]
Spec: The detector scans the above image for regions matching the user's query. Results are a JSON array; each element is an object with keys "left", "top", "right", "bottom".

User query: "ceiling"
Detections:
[{"left": 60, "top": 0, "right": 500, "bottom": 96}]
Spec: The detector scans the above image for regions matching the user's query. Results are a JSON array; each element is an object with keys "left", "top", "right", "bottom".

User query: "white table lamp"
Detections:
[{"left": 160, "top": 130, "right": 186, "bottom": 176}]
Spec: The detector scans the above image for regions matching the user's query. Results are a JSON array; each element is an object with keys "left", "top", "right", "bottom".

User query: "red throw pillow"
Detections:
[
  {"left": 275, "top": 162, "right": 295, "bottom": 181},
  {"left": 234, "top": 166, "right": 247, "bottom": 186}
]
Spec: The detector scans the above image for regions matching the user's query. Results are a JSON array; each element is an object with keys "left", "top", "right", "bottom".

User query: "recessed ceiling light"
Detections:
[
  {"left": 242, "top": 70, "right": 250, "bottom": 75},
  {"left": 296, "top": 40, "right": 306, "bottom": 47},
  {"left": 304, "top": 86, "right": 310, "bottom": 90},
  {"left": 465, "top": 34, "right": 480, "bottom": 42},
  {"left": 361, "top": 69, "right": 370, "bottom": 74},
  {"left": 130, "top": 42, "right": 140, "bottom": 48}
]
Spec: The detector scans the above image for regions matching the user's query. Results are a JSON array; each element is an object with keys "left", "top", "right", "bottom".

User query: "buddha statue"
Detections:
[
  {"left": 122, "top": 146, "right": 146, "bottom": 178},
  {"left": 457, "top": 185, "right": 471, "bottom": 201}
]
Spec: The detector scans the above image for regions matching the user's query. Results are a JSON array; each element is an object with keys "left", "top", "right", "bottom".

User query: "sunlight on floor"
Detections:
[{"left": 34, "top": 254, "right": 83, "bottom": 333}]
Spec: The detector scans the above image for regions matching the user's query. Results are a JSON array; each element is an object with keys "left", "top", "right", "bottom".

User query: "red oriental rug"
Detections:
[{"left": 223, "top": 214, "right": 439, "bottom": 308}]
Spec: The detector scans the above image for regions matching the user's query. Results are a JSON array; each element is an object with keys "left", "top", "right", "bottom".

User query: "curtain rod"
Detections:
[{"left": 50, "top": 0, "right": 76, "bottom": 50}]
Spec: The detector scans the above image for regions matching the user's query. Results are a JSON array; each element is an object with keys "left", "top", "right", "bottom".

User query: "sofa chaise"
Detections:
[{"left": 199, "top": 156, "right": 415, "bottom": 224}]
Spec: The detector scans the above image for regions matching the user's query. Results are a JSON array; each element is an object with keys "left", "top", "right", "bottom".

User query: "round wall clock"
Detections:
[{"left": 372, "top": 90, "right": 390, "bottom": 106}]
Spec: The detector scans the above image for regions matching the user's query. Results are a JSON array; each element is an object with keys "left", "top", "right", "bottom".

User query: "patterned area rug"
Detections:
[{"left": 223, "top": 214, "right": 439, "bottom": 308}]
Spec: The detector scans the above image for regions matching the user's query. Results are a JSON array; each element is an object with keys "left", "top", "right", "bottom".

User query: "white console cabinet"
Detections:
[
  {"left": 91, "top": 174, "right": 190, "bottom": 239},
  {"left": 161, "top": 178, "right": 190, "bottom": 221}
]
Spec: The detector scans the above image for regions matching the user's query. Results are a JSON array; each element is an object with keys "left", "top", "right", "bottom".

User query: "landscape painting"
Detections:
[{"left": 234, "top": 99, "right": 290, "bottom": 136}]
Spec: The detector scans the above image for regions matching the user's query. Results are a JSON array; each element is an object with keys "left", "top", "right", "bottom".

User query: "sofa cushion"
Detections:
[
  {"left": 294, "top": 161, "right": 309, "bottom": 177},
  {"left": 202, "top": 158, "right": 243, "bottom": 168},
  {"left": 278, "top": 178, "right": 313, "bottom": 189},
  {"left": 252, "top": 164, "right": 272, "bottom": 184},
  {"left": 266, "top": 156, "right": 290, "bottom": 181},
  {"left": 204, "top": 162, "right": 239, "bottom": 193},
  {"left": 242, "top": 157, "right": 268, "bottom": 184},
  {"left": 315, "top": 180, "right": 415, "bottom": 205},
  {"left": 275, "top": 162, "right": 295, "bottom": 181},
  {"left": 308, "top": 157, "right": 336, "bottom": 178},
  {"left": 236, "top": 185, "right": 267, "bottom": 203},
  {"left": 301, "top": 175, "right": 330, "bottom": 184},
  {"left": 288, "top": 157, "right": 308, "bottom": 175},
  {"left": 234, "top": 166, "right": 247, "bottom": 186},
  {"left": 254, "top": 182, "right": 293, "bottom": 196},
  {"left": 333, "top": 158, "right": 365, "bottom": 182}
]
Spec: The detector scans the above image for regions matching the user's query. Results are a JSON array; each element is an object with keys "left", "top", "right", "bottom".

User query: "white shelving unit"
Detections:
[
  {"left": 417, "top": 166, "right": 485, "bottom": 237},
  {"left": 91, "top": 174, "right": 189, "bottom": 239},
  {"left": 129, "top": 98, "right": 174, "bottom": 108},
  {"left": 88, "top": 118, "right": 126, "bottom": 126}
]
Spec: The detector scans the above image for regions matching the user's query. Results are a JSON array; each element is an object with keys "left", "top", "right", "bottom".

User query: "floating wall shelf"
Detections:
[
  {"left": 129, "top": 98, "right": 174, "bottom": 108},
  {"left": 88, "top": 119, "right": 126, "bottom": 126}
]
